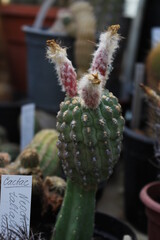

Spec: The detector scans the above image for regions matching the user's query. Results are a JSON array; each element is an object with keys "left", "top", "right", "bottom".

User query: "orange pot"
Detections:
[{"left": 0, "top": 4, "right": 58, "bottom": 96}]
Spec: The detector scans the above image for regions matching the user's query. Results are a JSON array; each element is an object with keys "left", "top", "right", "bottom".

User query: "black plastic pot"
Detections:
[
  {"left": 94, "top": 212, "right": 137, "bottom": 240},
  {"left": 37, "top": 211, "right": 137, "bottom": 240},
  {"left": 123, "top": 126, "right": 157, "bottom": 233},
  {"left": 23, "top": 26, "right": 75, "bottom": 114}
]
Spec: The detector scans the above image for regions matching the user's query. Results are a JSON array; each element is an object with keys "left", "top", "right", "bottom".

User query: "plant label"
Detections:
[
  {"left": 0, "top": 175, "right": 32, "bottom": 239},
  {"left": 20, "top": 103, "right": 35, "bottom": 151}
]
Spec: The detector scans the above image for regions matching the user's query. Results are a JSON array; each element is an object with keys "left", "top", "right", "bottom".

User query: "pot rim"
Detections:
[
  {"left": 140, "top": 181, "right": 160, "bottom": 213},
  {"left": 124, "top": 126, "right": 154, "bottom": 144}
]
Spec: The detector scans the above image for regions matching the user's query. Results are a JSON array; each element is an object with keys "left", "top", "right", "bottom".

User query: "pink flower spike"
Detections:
[
  {"left": 78, "top": 73, "right": 103, "bottom": 109},
  {"left": 46, "top": 40, "right": 77, "bottom": 98},
  {"left": 90, "top": 25, "right": 121, "bottom": 86}
]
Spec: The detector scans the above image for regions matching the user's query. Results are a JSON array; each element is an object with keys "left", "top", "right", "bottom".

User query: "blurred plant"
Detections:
[
  {"left": 145, "top": 43, "right": 160, "bottom": 136},
  {"left": 49, "top": 1, "right": 96, "bottom": 78},
  {"left": 140, "top": 84, "right": 160, "bottom": 176},
  {"left": 87, "top": 0, "right": 124, "bottom": 31}
]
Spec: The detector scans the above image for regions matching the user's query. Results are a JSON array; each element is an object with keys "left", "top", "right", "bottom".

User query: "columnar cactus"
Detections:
[{"left": 47, "top": 25, "right": 124, "bottom": 240}]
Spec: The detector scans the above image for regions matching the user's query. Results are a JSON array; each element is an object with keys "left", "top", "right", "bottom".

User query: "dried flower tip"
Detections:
[
  {"left": 108, "top": 24, "right": 120, "bottom": 35},
  {"left": 88, "top": 73, "right": 101, "bottom": 85},
  {"left": 46, "top": 39, "right": 60, "bottom": 49},
  {"left": 90, "top": 24, "right": 121, "bottom": 86}
]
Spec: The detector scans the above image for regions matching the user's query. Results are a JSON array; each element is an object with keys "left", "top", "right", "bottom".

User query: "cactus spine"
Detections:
[{"left": 47, "top": 25, "right": 124, "bottom": 240}]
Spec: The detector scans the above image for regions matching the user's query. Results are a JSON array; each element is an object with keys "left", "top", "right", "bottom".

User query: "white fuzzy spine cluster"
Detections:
[
  {"left": 46, "top": 44, "right": 77, "bottom": 97},
  {"left": 78, "top": 74, "right": 103, "bottom": 109},
  {"left": 90, "top": 28, "right": 121, "bottom": 85}
]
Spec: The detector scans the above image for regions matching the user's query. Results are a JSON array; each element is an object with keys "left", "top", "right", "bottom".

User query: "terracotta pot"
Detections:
[
  {"left": 0, "top": 4, "right": 58, "bottom": 96},
  {"left": 140, "top": 181, "right": 160, "bottom": 240}
]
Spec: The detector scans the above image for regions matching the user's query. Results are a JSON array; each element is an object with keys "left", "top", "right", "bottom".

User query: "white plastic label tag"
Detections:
[
  {"left": 20, "top": 103, "right": 35, "bottom": 151},
  {"left": 0, "top": 175, "right": 32, "bottom": 239}
]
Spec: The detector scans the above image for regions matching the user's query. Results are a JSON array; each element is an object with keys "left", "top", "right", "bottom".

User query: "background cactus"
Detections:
[
  {"left": 49, "top": 1, "right": 96, "bottom": 79},
  {"left": 146, "top": 43, "right": 160, "bottom": 93},
  {"left": 47, "top": 24, "right": 124, "bottom": 240},
  {"left": 69, "top": 1, "right": 96, "bottom": 78},
  {"left": 28, "top": 129, "right": 62, "bottom": 177},
  {"left": 145, "top": 43, "right": 160, "bottom": 136},
  {"left": 8, "top": 129, "right": 63, "bottom": 177}
]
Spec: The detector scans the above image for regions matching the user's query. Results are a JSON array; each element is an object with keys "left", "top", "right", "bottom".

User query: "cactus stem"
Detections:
[{"left": 52, "top": 179, "right": 96, "bottom": 240}]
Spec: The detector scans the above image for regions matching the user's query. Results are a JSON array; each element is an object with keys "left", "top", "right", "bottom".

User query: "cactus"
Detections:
[
  {"left": 69, "top": 1, "right": 96, "bottom": 78},
  {"left": 42, "top": 176, "right": 66, "bottom": 215},
  {"left": 28, "top": 129, "right": 63, "bottom": 177},
  {"left": 140, "top": 84, "right": 160, "bottom": 171},
  {"left": 146, "top": 43, "right": 160, "bottom": 93},
  {"left": 145, "top": 43, "right": 160, "bottom": 136},
  {"left": 8, "top": 129, "right": 63, "bottom": 177},
  {"left": 46, "top": 24, "right": 124, "bottom": 240}
]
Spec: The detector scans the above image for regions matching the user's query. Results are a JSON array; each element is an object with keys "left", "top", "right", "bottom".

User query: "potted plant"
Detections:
[
  {"left": 139, "top": 84, "right": 160, "bottom": 240},
  {"left": 44, "top": 24, "right": 136, "bottom": 240},
  {"left": 23, "top": 0, "right": 96, "bottom": 114},
  {"left": 123, "top": 42, "right": 160, "bottom": 233},
  {"left": 0, "top": 0, "right": 59, "bottom": 96}
]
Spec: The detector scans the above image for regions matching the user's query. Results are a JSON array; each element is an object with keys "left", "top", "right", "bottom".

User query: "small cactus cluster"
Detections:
[
  {"left": 0, "top": 146, "right": 66, "bottom": 236},
  {"left": 47, "top": 24, "right": 124, "bottom": 240},
  {"left": 8, "top": 129, "right": 63, "bottom": 177},
  {"left": 0, "top": 129, "right": 66, "bottom": 235}
]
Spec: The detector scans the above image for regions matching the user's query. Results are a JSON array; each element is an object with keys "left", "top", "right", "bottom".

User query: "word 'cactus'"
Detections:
[{"left": 47, "top": 25, "right": 124, "bottom": 240}]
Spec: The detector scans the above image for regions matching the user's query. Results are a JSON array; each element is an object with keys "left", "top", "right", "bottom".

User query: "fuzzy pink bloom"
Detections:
[
  {"left": 78, "top": 73, "right": 102, "bottom": 109},
  {"left": 46, "top": 40, "right": 77, "bottom": 98},
  {"left": 90, "top": 25, "right": 121, "bottom": 86}
]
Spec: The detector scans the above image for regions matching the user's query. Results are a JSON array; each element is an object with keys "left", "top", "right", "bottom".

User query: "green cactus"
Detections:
[
  {"left": 47, "top": 24, "right": 124, "bottom": 240},
  {"left": 146, "top": 42, "right": 160, "bottom": 93},
  {"left": 145, "top": 43, "right": 160, "bottom": 136},
  {"left": 56, "top": 91, "right": 124, "bottom": 188},
  {"left": 8, "top": 129, "right": 63, "bottom": 177},
  {"left": 28, "top": 129, "right": 62, "bottom": 177}
]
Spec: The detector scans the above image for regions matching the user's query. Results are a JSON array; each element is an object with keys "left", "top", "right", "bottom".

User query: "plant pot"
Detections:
[
  {"left": 94, "top": 212, "right": 137, "bottom": 240},
  {"left": 0, "top": 4, "right": 58, "bottom": 96},
  {"left": 23, "top": 26, "right": 75, "bottom": 114},
  {"left": 140, "top": 181, "right": 160, "bottom": 240},
  {"left": 123, "top": 126, "right": 157, "bottom": 233},
  {"left": 37, "top": 211, "right": 137, "bottom": 240}
]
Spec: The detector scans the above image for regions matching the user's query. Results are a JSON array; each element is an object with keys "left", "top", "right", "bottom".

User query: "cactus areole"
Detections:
[{"left": 47, "top": 25, "right": 125, "bottom": 240}]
